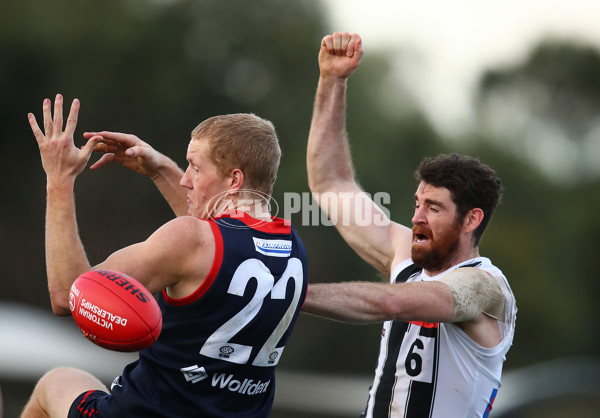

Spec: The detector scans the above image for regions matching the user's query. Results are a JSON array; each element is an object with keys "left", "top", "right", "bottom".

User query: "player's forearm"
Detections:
[
  {"left": 150, "top": 156, "right": 188, "bottom": 217},
  {"left": 45, "top": 182, "right": 91, "bottom": 315},
  {"left": 307, "top": 75, "right": 355, "bottom": 194},
  {"left": 302, "top": 282, "right": 394, "bottom": 323},
  {"left": 302, "top": 281, "right": 455, "bottom": 324}
]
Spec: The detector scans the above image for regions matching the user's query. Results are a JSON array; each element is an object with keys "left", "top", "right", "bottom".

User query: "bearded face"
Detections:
[
  {"left": 411, "top": 216, "right": 463, "bottom": 272},
  {"left": 411, "top": 182, "right": 470, "bottom": 273}
]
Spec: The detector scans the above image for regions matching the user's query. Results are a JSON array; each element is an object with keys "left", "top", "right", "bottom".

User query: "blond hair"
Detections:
[{"left": 192, "top": 113, "right": 281, "bottom": 196}]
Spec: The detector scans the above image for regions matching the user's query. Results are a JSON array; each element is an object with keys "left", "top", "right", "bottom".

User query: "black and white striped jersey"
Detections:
[{"left": 363, "top": 257, "right": 516, "bottom": 418}]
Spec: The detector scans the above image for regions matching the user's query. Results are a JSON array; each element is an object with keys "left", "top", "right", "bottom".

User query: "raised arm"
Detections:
[
  {"left": 307, "top": 32, "right": 412, "bottom": 277},
  {"left": 307, "top": 32, "right": 362, "bottom": 193},
  {"left": 85, "top": 131, "right": 188, "bottom": 216},
  {"left": 29, "top": 95, "right": 100, "bottom": 315},
  {"left": 30, "top": 96, "right": 215, "bottom": 316}
]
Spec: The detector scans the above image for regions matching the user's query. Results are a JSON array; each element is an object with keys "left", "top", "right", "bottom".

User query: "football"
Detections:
[{"left": 69, "top": 269, "right": 162, "bottom": 352}]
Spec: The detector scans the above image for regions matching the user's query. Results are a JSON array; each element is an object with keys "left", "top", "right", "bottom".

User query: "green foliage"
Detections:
[
  {"left": 1, "top": 0, "right": 326, "bottom": 304},
  {"left": 2, "top": 0, "right": 599, "bottom": 381},
  {"left": 2, "top": 0, "right": 432, "bottom": 376},
  {"left": 479, "top": 40, "right": 600, "bottom": 139},
  {"left": 472, "top": 40, "right": 600, "bottom": 364},
  {"left": 475, "top": 39, "right": 600, "bottom": 183}
]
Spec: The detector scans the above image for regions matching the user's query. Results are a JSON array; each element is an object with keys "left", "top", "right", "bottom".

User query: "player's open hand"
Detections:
[
  {"left": 319, "top": 32, "right": 363, "bottom": 79},
  {"left": 28, "top": 94, "right": 99, "bottom": 183},
  {"left": 85, "top": 131, "right": 162, "bottom": 178}
]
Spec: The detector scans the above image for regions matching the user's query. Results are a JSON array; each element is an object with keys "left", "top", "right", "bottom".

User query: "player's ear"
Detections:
[
  {"left": 228, "top": 168, "right": 245, "bottom": 193},
  {"left": 463, "top": 208, "right": 483, "bottom": 233}
]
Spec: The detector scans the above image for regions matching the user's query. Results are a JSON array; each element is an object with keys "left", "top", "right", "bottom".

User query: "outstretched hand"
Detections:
[
  {"left": 28, "top": 94, "right": 99, "bottom": 183},
  {"left": 319, "top": 32, "right": 364, "bottom": 79},
  {"left": 85, "top": 131, "right": 163, "bottom": 178}
]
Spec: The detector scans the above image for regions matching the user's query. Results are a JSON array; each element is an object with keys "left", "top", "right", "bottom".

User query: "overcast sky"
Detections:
[{"left": 321, "top": 0, "right": 600, "bottom": 135}]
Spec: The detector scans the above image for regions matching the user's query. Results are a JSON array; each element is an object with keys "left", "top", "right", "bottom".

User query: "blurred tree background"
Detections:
[{"left": 1, "top": 0, "right": 600, "bottom": 415}]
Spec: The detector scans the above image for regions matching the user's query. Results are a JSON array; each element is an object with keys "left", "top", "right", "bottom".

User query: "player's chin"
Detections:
[
  {"left": 411, "top": 245, "right": 429, "bottom": 264},
  {"left": 187, "top": 205, "right": 202, "bottom": 219}
]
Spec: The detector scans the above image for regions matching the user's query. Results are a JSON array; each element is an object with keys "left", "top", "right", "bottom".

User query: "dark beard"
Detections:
[{"left": 411, "top": 221, "right": 462, "bottom": 272}]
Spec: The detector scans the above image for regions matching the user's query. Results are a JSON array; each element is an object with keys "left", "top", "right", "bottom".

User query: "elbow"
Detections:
[
  {"left": 49, "top": 288, "right": 72, "bottom": 317},
  {"left": 51, "top": 301, "right": 71, "bottom": 317}
]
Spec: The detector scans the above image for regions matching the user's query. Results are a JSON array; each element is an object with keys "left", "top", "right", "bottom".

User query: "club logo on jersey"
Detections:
[
  {"left": 111, "top": 376, "right": 123, "bottom": 390},
  {"left": 212, "top": 373, "right": 270, "bottom": 396},
  {"left": 219, "top": 346, "right": 235, "bottom": 359},
  {"left": 180, "top": 364, "right": 271, "bottom": 396},
  {"left": 252, "top": 237, "right": 292, "bottom": 257},
  {"left": 181, "top": 365, "right": 209, "bottom": 384}
]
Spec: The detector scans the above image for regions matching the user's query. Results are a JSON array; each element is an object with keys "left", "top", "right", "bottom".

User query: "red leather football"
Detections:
[{"left": 69, "top": 269, "right": 162, "bottom": 352}]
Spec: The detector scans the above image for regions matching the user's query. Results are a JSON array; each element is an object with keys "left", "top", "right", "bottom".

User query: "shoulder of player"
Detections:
[
  {"left": 154, "top": 217, "right": 217, "bottom": 279},
  {"left": 438, "top": 266, "right": 506, "bottom": 322},
  {"left": 441, "top": 267, "right": 500, "bottom": 287},
  {"left": 153, "top": 216, "right": 215, "bottom": 249}
]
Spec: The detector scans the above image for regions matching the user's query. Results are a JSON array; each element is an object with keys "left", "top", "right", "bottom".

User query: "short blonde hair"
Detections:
[{"left": 191, "top": 114, "right": 281, "bottom": 196}]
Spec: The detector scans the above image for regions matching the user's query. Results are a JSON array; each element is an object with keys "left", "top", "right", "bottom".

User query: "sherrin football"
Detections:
[{"left": 69, "top": 269, "right": 162, "bottom": 352}]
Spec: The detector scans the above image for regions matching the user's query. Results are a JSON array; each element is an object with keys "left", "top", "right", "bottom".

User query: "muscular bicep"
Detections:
[
  {"left": 93, "top": 242, "right": 173, "bottom": 295},
  {"left": 93, "top": 217, "right": 213, "bottom": 295},
  {"left": 314, "top": 182, "right": 412, "bottom": 275}
]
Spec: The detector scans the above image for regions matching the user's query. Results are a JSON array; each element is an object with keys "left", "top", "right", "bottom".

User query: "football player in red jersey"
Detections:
[{"left": 23, "top": 96, "right": 308, "bottom": 418}]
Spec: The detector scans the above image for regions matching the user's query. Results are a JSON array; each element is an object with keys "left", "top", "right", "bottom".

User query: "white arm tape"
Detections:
[{"left": 438, "top": 267, "right": 506, "bottom": 322}]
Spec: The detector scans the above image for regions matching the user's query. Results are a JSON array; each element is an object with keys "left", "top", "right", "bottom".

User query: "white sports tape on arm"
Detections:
[{"left": 438, "top": 267, "right": 506, "bottom": 322}]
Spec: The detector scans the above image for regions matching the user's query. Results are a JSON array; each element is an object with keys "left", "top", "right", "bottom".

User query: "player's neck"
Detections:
[
  {"left": 224, "top": 196, "right": 272, "bottom": 221},
  {"left": 423, "top": 246, "right": 480, "bottom": 276}
]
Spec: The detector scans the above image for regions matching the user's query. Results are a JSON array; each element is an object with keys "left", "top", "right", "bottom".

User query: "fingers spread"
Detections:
[
  {"left": 65, "top": 98, "right": 80, "bottom": 136},
  {"left": 42, "top": 98, "right": 53, "bottom": 137},
  {"left": 53, "top": 94, "right": 64, "bottom": 133},
  {"left": 28, "top": 113, "right": 44, "bottom": 144}
]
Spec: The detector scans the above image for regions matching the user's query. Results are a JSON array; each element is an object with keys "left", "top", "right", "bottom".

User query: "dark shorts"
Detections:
[{"left": 68, "top": 389, "right": 109, "bottom": 418}]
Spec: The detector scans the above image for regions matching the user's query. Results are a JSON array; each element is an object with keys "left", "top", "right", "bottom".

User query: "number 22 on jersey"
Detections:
[{"left": 200, "top": 258, "right": 304, "bottom": 367}]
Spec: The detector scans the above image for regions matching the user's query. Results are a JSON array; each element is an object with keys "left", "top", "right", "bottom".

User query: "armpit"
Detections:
[{"left": 438, "top": 267, "right": 505, "bottom": 322}]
